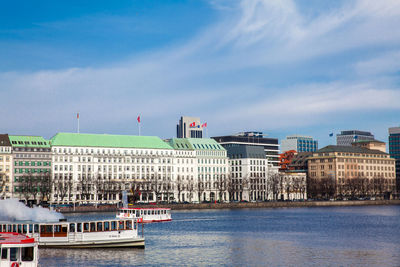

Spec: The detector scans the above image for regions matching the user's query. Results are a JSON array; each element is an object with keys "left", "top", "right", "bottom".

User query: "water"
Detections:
[{"left": 39, "top": 206, "right": 400, "bottom": 266}]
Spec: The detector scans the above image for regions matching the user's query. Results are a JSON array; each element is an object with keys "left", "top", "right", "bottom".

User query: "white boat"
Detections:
[
  {"left": 0, "top": 232, "right": 38, "bottom": 267},
  {"left": 116, "top": 207, "right": 172, "bottom": 223},
  {"left": 0, "top": 218, "right": 144, "bottom": 249}
]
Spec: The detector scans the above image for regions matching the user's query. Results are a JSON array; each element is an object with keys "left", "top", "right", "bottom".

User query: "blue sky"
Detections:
[{"left": 0, "top": 0, "right": 399, "bottom": 148}]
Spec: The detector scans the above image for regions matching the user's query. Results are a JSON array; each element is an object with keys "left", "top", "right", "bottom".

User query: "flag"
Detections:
[
  {"left": 329, "top": 133, "right": 333, "bottom": 137},
  {"left": 202, "top": 122, "right": 207, "bottom": 128},
  {"left": 77, "top": 113, "right": 79, "bottom": 119},
  {"left": 137, "top": 115, "right": 141, "bottom": 123},
  {"left": 189, "top": 122, "right": 195, "bottom": 127}
]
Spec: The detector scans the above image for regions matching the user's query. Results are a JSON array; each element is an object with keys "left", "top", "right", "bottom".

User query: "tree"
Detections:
[
  {"left": 150, "top": 172, "right": 162, "bottom": 203},
  {"left": 176, "top": 175, "right": 184, "bottom": 202},
  {"left": 216, "top": 174, "right": 228, "bottom": 202},
  {"left": 20, "top": 174, "right": 35, "bottom": 204},
  {"left": 38, "top": 172, "right": 52, "bottom": 203},
  {"left": 197, "top": 180, "right": 205, "bottom": 202},
  {"left": 186, "top": 178, "right": 195, "bottom": 203},
  {"left": 55, "top": 174, "right": 73, "bottom": 204}
]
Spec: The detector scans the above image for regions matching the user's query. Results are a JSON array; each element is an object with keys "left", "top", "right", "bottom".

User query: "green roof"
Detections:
[
  {"left": 9, "top": 135, "right": 50, "bottom": 148},
  {"left": 168, "top": 138, "right": 194, "bottom": 150},
  {"left": 50, "top": 133, "right": 173, "bottom": 150},
  {"left": 169, "top": 138, "right": 225, "bottom": 151}
]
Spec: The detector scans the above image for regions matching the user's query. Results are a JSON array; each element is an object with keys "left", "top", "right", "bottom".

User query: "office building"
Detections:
[
  {"left": 336, "top": 130, "right": 374, "bottom": 146},
  {"left": 0, "top": 134, "right": 12, "bottom": 199},
  {"left": 212, "top": 132, "right": 280, "bottom": 169},
  {"left": 308, "top": 145, "right": 396, "bottom": 199},
  {"left": 389, "top": 127, "right": 400, "bottom": 193},
  {"left": 9, "top": 135, "right": 52, "bottom": 204},
  {"left": 280, "top": 135, "right": 318, "bottom": 153},
  {"left": 176, "top": 116, "right": 204, "bottom": 138},
  {"left": 225, "top": 144, "right": 268, "bottom": 201}
]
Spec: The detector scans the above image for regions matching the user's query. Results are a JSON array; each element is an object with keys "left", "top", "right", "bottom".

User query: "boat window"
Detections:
[
  {"left": 18, "top": 224, "right": 22, "bottom": 233},
  {"left": 119, "top": 221, "right": 125, "bottom": 230},
  {"left": 0, "top": 224, "right": 4, "bottom": 231},
  {"left": 144, "top": 210, "right": 147, "bottom": 215},
  {"left": 90, "top": 222, "right": 96, "bottom": 232},
  {"left": 10, "top": 247, "right": 18, "bottom": 261},
  {"left": 54, "top": 225, "right": 61, "bottom": 233},
  {"left": 23, "top": 224, "right": 28, "bottom": 234},
  {"left": 1, "top": 248, "right": 7, "bottom": 259},
  {"left": 62, "top": 226, "right": 68, "bottom": 233},
  {"left": 84, "top": 223, "right": 89, "bottom": 232},
  {"left": 111, "top": 221, "right": 117, "bottom": 231},
  {"left": 70, "top": 223, "right": 76, "bottom": 233},
  {"left": 34, "top": 224, "right": 39, "bottom": 233},
  {"left": 12, "top": 225, "right": 17, "bottom": 232},
  {"left": 152, "top": 210, "right": 155, "bottom": 215},
  {"left": 104, "top": 222, "right": 110, "bottom": 231},
  {"left": 97, "top": 222, "right": 103, "bottom": 231},
  {"left": 126, "top": 220, "right": 132, "bottom": 230},
  {"left": 77, "top": 223, "right": 82, "bottom": 232},
  {"left": 8, "top": 225, "right": 12, "bottom": 232},
  {"left": 21, "top": 247, "right": 34, "bottom": 261},
  {"left": 29, "top": 224, "right": 33, "bottom": 233}
]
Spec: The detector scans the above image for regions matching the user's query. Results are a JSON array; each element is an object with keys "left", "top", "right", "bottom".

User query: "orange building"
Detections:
[{"left": 279, "top": 150, "right": 297, "bottom": 171}]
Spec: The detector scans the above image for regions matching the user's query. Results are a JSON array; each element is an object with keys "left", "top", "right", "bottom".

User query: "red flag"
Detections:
[
  {"left": 137, "top": 115, "right": 141, "bottom": 123},
  {"left": 77, "top": 113, "right": 79, "bottom": 119},
  {"left": 189, "top": 122, "right": 195, "bottom": 127},
  {"left": 202, "top": 122, "right": 207, "bottom": 128}
]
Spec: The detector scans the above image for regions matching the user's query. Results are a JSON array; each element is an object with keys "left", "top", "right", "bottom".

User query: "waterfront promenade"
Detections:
[{"left": 58, "top": 199, "right": 400, "bottom": 213}]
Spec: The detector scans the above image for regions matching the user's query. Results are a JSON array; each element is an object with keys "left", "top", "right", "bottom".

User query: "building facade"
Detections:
[
  {"left": 308, "top": 145, "right": 396, "bottom": 199},
  {"left": 50, "top": 133, "right": 175, "bottom": 204},
  {"left": 280, "top": 135, "right": 318, "bottom": 153},
  {"left": 9, "top": 136, "right": 52, "bottom": 204},
  {"left": 212, "top": 132, "right": 280, "bottom": 169},
  {"left": 176, "top": 116, "right": 204, "bottom": 138},
  {"left": 225, "top": 144, "right": 269, "bottom": 201},
  {"left": 0, "top": 134, "right": 12, "bottom": 199},
  {"left": 336, "top": 130, "right": 374, "bottom": 146},
  {"left": 389, "top": 127, "right": 400, "bottom": 194}
]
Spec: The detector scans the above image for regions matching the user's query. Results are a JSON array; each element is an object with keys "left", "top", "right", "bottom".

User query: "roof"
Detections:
[
  {"left": 316, "top": 145, "right": 387, "bottom": 155},
  {"left": 0, "top": 232, "right": 35, "bottom": 244},
  {"left": 186, "top": 138, "right": 225, "bottom": 151},
  {"left": 168, "top": 138, "right": 194, "bottom": 150},
  {"left": 0, "top": 134, "right": 11, "bottom": 146},
  {"left": 352, "top": 139, "right": 385, "bottom": 144},
  {"left": 169, "top": 138, "right": 225, "bottom": 151},
  {"left": 50, "top": 133, "right": 173, "bottom": 150},
  {"left": 225, "top": 144, "right": 266, "bottom": 159},
  {"left": 9, "top": 135, "right": 50, "bottom": 148}
]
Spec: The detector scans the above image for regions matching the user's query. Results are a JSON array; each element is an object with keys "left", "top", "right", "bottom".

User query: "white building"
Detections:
[
  {"left": 225, "top": 144, "right": 269, "bottom": 201},
  {"left": 50, "top": 133, "right": 175, "bottom": 204}
]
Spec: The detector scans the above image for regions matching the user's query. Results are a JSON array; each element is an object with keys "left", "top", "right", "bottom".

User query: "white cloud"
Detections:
[{"left": 1, "top": 0, "right": 400, "bottom": 137}]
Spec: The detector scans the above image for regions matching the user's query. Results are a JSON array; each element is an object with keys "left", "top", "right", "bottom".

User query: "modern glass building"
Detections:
[
  {"left": 336, "top": 130, "right": 374, "bottom": 146},
  {"left": 280, "top": 135, "right": 318, "bottom": 153},
  {"left": 389, "top": 127, "right": 400, "bottom": 193}
]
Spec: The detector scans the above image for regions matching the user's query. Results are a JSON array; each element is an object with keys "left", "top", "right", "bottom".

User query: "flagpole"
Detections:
[{"left": 77, "top": 112, "right": 80, "bottom": 134}]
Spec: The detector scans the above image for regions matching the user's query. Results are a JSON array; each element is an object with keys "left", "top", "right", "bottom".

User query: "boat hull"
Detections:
[{"left": 38, "top": 238, "right": 145, "bottom": 248}]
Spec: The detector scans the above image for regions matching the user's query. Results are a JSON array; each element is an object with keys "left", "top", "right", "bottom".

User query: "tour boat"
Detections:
[
  {"left": 0, "top": 218, "right": 144, "bottom": 249},
  {"left": 0, "top": 232, "right": 38, "bottom": 267},
  {"left": 116, "top": 207, "right": 172, "bottom": 223}
]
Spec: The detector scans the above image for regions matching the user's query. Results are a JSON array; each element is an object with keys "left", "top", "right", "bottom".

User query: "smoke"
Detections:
[{"left": 0, "top": 199, "right": 64, "bottom": 222}]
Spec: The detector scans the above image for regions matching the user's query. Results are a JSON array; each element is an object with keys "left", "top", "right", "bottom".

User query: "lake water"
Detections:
[{"left": 39, "top": 206, "right": 400, "bottom": 266}]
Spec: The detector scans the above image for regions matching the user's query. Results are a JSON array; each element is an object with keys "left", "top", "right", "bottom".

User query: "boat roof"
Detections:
[
  {"left": 120, "top": 207, "right": 171, "bottom": 210},
  {"left": 0, "top": 218, "right": 135, "bottom": 224},
  {"left": 0, "top": 232, "right": 35, "bottom": 244}
]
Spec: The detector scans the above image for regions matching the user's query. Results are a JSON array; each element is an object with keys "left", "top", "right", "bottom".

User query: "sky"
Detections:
[{"left": 0, "top": 0, "right": 399, "bottom": 148}]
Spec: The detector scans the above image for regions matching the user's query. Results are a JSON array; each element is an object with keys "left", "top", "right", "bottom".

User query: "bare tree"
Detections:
[
  {"left": 20, "top": 174, "right": 35, "bottom": 204},
  {"left": 186, "top": 178, "right": 195, "bottom": 203},
  {"left": 176, "top": 175, "right": 184, "bottom": 203},
  {"left": 38, "top": 173, "right": 52, "bottom": 204},
  {"left": 216, "top": 174, "right": 228, "bottom": 202},
  {"left": 151, "top": 173, "right": 162, "bottom": 203},
  {"left": 197, "top": 180, "right": 205, "bottom": 202}
]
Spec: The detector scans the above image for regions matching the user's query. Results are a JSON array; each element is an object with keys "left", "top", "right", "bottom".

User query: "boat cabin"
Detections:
[{"left": 0, "top": 232, "right": 38, "bottom": 267}]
